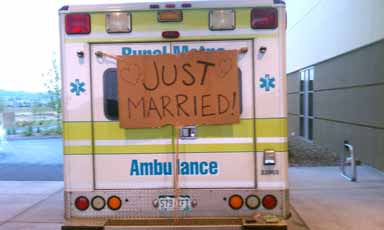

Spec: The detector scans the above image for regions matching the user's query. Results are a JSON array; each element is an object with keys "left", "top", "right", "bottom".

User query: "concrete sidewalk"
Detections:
[
  {"left": 0, "top": 166, "right": 382, "bottom": 229},
  {"left": 289, "top": 166, "right": 384, "bottom": 230}
]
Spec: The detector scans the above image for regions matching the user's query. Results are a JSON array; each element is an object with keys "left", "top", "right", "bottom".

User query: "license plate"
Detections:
[{"left": 159, "top": 195, "right": 191, "bottom": 212}]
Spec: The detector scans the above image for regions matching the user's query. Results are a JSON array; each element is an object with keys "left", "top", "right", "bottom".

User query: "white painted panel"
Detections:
[
  {"left": 62, "top": 43, "right": 92, "bottom": 121},
  {"left": 95, "top": 153, "right": 255, "bottom": 189},
  {"left": 254, "top": 38, "right": 284, "bottom": 118},
  {"left": 287, "top": 0, "right": 384, "bottom": 72},
  {"left": 257, "top": 151, "right": 288, "bottom": 190},
  {"left": 64, "top": 155, "right": 93, "bottom": 191}
]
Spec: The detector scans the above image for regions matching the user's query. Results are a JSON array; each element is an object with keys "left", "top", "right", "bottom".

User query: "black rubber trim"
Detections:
[
  {"left": 62, "top": 226, "right": 103, "bottom": 230},
  {"left": 243, "top": 225, "right": 287, "bottom": 230}
]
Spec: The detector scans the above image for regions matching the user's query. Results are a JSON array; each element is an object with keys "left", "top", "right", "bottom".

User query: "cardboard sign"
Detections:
[{"left": 117, "top": 50, "right": 240, "bottom": 128}]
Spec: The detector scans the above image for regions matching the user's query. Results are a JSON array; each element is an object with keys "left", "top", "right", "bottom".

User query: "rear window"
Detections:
[
  {"left": 103, "top": 68, "right": 243, "bottom": 121},
  {"left": 103, "top": 68, "right": 118, "bottom": 120}
]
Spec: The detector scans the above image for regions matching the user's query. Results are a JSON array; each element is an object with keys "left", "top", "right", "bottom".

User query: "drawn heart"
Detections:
[
  {"left": 120, "top": 64, "right": 143, "bottom": 85},
  {"left": 217, "top": 58, "right": 233, "bottom": 78}
]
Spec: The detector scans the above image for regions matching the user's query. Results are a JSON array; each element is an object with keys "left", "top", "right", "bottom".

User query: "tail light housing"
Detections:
[
  {"left": 228, "top": 194, "right": 244, "bottom": 210},
  {"left": 209, "top": 9, "right": 235, "bottom": 30},
  {"left": 75, "top": 196, "right": 89, "bottom": 211},
  {"left": 262, "top": 194, "right": 278, "bottom": 209},
  {"left": 91, "top": 196, "right": 106, "bottom": 210},
  {"left": 107, "top": 196, "right": 122, "bottom": 210},
  {"left": 251, "top": 8, "right": 278, "bottom": 29},
  {"left": 65, "top": 13, "right": 91, "bottom": 34}
]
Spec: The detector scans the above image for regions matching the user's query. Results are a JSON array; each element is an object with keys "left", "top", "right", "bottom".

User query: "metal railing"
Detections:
[{"left": 340, "top": 141, "right": 357, "bottom": 181}]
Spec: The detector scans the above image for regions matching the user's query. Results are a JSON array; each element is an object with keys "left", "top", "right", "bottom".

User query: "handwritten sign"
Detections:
[{"left": 117, "top": 50, "right": 240, "bottom": 128}]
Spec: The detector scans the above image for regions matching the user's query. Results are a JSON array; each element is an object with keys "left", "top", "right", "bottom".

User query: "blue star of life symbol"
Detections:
[
  {"left": 70, "top": 79, "right": 86, "bottom": 96},
  {"left": 260, "top": 74, "right": 276, "bottom": 92}
]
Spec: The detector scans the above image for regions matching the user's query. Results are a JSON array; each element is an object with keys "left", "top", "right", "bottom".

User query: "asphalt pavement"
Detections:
[{"left": 0, "top": 166, "right": 383, "bottom": 229}]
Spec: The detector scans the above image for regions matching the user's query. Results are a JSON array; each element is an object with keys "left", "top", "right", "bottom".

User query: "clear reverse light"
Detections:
[
  {"left": 209, "top": 9, "right": 235, "bottom": 30},
  {"left": 106, "top": 12, "right": 131, "bottom": 33}
]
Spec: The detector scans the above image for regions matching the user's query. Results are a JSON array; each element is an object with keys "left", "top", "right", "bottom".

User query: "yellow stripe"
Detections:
[
  {"left": 255, "top": 118, "right": 287, "bottom": 137},
  {"left": 63, "top": 122, "right": 92, "bottom": 140},
  {"left": 94, "top": 122, "right": 173, "bottom": 139},
  {"left": 63, "top": 118, "right": 288, "bottom": 154},
  {"left": 63, "top": 118, "right": 288, "bottom": 141},
  {"left": 64, "top": 146, "right": 92, "bottom": 154},
  {"left": 197, "top": 120, "right": 253, "bottom": 138},
  {"left": 95, "top": 145, "right": 172, "bottom": 154}
]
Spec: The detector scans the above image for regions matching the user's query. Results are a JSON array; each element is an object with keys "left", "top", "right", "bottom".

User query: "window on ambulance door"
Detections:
[{"left": 102, "top": 68, "right": 243, "bottom": 121}]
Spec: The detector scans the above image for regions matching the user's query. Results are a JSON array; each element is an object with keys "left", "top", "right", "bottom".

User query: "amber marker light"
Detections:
[
  {"left": 228, "top": 194, "right": 244, "bottom": 210},
  {"left": 107, "top": 196, "right": 122, "bottom": 210}
]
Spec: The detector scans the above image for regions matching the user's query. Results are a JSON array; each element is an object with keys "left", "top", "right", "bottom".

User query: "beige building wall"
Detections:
[{"left": 288, "top": 40, "right": 384, "bottom": 170}]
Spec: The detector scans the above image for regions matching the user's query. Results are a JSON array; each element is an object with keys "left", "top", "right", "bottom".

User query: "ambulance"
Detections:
[{"left": 60, "top": 0, "right": 288, "bottom": 229}]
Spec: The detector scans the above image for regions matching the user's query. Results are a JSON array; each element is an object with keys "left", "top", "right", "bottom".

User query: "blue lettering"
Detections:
[
  {"left": 154, "top": 159, "right": 162, "bottom": 175},
  {"left": 162, "top": 45, "right": 168, "bottom": 54},
  {"left": 122, "top": 47, "right": 132, "bottom": 56},
  {"left": 164, "top": 162, "right": 172, "bottom": 175},
  {"left": 140, "top": 162, "right": 153, "bottom": 175},
  {"left": 130, "top": 160, "right": 219, "bottom": 176},
  {"left": 209, "top": 161, "right": 218, "bottom": 175},
  {"left": 199, "top": 161, "right": 209, "bottom": 175},
  {"left": 173, "top": 45, "right": 189, "bottom": 54},
  {"left": 130, "top": 160, "right": 139, "bottom": 175}
]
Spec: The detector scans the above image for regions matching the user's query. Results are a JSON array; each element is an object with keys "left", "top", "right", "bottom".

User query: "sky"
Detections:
[
  {"left": 0, "top": 0, "right": 300, "bottom": 93},
  {"left": 0, "top": 0, "right": 149, "bottom": 92}
]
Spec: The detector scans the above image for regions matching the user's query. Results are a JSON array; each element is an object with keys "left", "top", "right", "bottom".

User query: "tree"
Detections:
[
  {"left": 0, "top": 98, "right": 5, "bottom": 113},
  {"left": 42, "top": 53, "right": 62, "bottom": 134}
]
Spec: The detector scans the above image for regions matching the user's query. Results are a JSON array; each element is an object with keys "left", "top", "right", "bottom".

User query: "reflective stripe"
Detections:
[
  {"left": 64, "top": 140, "right": 92, "bottom": 146},
  {"left": 256, "top": 137, "right": 287, "bottom": 143},
  {"left": 180, "top": 138, "right": 252, "bottom": 144},
  {"left": 96, "top": 139, "right": 171, "bottom": 146}
]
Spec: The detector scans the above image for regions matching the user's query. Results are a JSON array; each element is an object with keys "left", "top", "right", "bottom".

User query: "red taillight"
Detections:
[
  {"left": 65, "top": 13, "right": 91, "bottom": 34},
  {"left": 162, "top": 31, "right": 180, "bottom": 39},
  {"left": 75, "top": 196, "right": 89, "bottom": 211},
  {"left": 251, "top": 8, "right": 278, "bottom": 29},
  {"left": 262, "top": 194, "right": 277, "bottom": 209}
]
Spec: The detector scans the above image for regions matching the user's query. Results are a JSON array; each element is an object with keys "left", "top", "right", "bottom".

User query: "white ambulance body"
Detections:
[{"left": 60, "top": 0, "right": 288, "bottom": 229}]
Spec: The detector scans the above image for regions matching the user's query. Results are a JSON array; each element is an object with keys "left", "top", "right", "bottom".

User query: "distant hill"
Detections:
[{"left": 0, "top": 90, "right": 49, "bottom": 100}]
